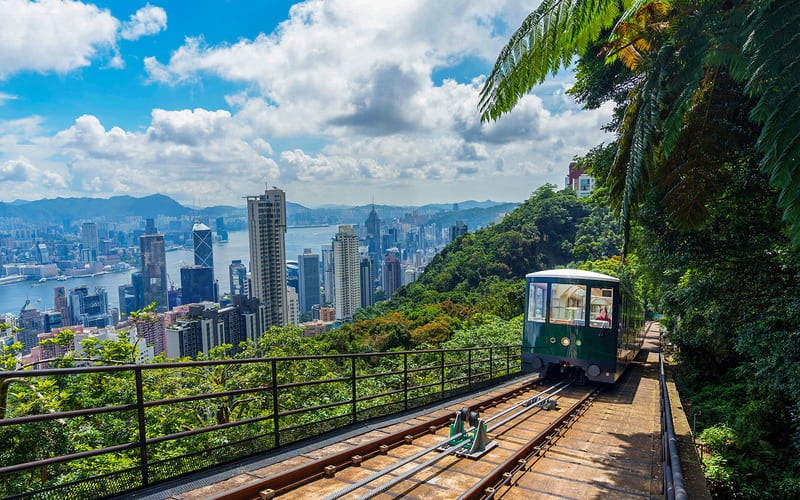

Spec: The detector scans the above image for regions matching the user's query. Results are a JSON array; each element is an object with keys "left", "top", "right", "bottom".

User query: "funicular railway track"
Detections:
[
  {"left": 195, "top": 340, "right": 662, "bottom": 500},
  {"left": 203, "top": 378, "right": 601, "bottom": 500}
]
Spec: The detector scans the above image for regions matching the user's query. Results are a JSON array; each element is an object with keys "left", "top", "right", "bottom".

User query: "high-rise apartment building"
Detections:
[
  {"left": 229, "top": 260, "right": 247, "bottom": 296},
  {"left": 140, "top": 234, "right": 168, "bottom": 312},
  {"left": 286, "top": 286, "right": 299, "bottom": 326},
  {"left": 81, "top": 222, "right": 99, "bottom": 262},
  {"left": 333, "top": 225, "right": 361, "bottom": 323},
  {"left": 298, "top": 249, "right": 321, "bottom": 313},
  {"left": 322, "top": 244, "right": 334, "bottom": 304},
  {"left": 168, "top": 296, "right": 265, "bottom": 358},
  {"left": 360, "top": 256, "right": 375, "bottom": 309},
  {"left": 192, "top": 222, "right": 214, "bottom": 269},
  {"left": 247, "top": 187, "right": 288, "bottom": 328}
]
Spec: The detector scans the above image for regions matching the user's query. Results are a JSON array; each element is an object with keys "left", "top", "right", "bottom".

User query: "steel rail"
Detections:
[
  {"left": 202, "top": 375, "right": 540, "bottom": 500},
  {"left": 326, "top": 381, "right": 570, "bottom": 500},
  {"left": 458, "top": 387, "right": 598, "bottom": 500}
]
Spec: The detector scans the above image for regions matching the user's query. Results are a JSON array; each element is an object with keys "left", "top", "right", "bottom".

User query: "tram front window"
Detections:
[
  {"left": 527, "top": 282, "right": 546, "bottom": 322},
  {"left": 590, "top": 287, "right": 613, "bottom": 328},
  {"left": 550, "top": 284, "right": 586, "bottom": 325}
]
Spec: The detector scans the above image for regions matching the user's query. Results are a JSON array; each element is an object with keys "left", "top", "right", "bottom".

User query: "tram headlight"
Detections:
[{"left": 560, "top": 337, "right": 570, "bottom": 346}]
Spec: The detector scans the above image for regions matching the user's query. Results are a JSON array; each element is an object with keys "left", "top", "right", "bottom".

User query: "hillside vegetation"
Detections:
[{"left": 338, "top": 184, "right": 623, "bottom": 351}]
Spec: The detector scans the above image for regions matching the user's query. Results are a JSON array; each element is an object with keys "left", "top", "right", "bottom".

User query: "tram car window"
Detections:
[
  {"left": 549, "top": 283, "right": 586, "bottom": 325},
  {"left": 527, "top": 282, "right": 547, "bottom": 322},
  {"left": 589, "top": 287, "right": 613, "bottom": 328}
]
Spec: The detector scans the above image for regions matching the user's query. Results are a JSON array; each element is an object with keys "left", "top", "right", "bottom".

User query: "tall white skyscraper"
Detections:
[
  {"left": 247, "top": 187, "right": 287, "bottom": 328},
  {"left": 333, "top": 225, "right": 361, "bottom": 323}
]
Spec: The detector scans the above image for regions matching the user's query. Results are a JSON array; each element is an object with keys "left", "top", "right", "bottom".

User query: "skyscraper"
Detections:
[
  {"left": 365, "top": 204, "right": 381, "bottom": 261},
  {"left": 298, "top": 248, "right": 321, "bottom": 313},
  {"left": 333, "top": 225, "right": 361, "bottom": 323},
  {"left": 54, "top": 286, "right": 69, "bottom": 326},
  {"left": 145, "top": 218, "right": 157, "bottom": 235},
  {"left": 229, "top": 260, "right": 247, "bottom": 296},
  {"left": 382, "top": 252, "right": 402, "bottom": 298},
  {"left": 322, "top": 244, "right": 334, "bottom": 304},
  {"left": 140, "top": 234, "right": 168, "bottom": 312},
  {"left": 181, "top": 265, "right": 215, "bottom": 304},
  {"left": 247, "top": 187, "right": 288, "bottom": 328},
  {"left": 17, "top": 300, "right": 43, "bottom": 354},
  {"left": 192, "top": 222, "right": 214, "bottom": 269},
  {"left": 360, "top": 256, "right": 375, "bottom": 309},
  {"left": 81, "top": 222, "right": 99, "bottom": 262},
  {"left": 450, "top": 220, "right": 468, "bottom": 242},
  {"left": 69, "top": 285, "right": 112, "bottom": 328}
]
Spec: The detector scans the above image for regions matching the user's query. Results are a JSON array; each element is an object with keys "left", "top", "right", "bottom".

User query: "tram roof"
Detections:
[{"left": 525, "top": 269, "right": 619, "bottom": 282}]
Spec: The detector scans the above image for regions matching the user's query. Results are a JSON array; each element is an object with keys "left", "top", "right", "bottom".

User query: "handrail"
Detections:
[
  {"left": 0, "top": 344, "right": 522, "bottom": 500},
  {"left": 660, "top": 349, "right": 688, "bottom": 500}
]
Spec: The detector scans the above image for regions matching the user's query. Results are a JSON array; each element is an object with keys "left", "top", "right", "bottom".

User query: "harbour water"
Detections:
[{"left": 0, "top": 226, "right": 344, "bottom": 316}]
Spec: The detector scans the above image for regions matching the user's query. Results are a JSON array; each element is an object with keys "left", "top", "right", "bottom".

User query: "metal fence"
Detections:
[
  {"left": 659, "top": 350, "right": 688, "bottom": 500},
  {"left": 0, "top": 345, "right": 521, "bottom": 500}
]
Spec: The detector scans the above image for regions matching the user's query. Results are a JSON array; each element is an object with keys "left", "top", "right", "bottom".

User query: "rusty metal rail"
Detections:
[{"left": 204, "top": 377, "right": 541, "bottom": 500}]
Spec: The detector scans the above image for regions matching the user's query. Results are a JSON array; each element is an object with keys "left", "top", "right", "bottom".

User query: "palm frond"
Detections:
[
  {"left": 744, "top": 0, "right": 800, "bottom": 244},
  {"left": 479, "top": 0, "right": 635, "bottom": 121}
]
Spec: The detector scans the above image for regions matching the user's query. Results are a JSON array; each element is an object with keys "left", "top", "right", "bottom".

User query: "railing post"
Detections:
[
  {"left": 134, "top": 367, "right": 149, "bottom": 486},
  {"left": 351, "top": 356, "right": 357, "bottom": 424},
  {"left": 440, "top": 350, "right": 445, "bottom": 399},
  {"left": 403, "top": 353, "right": 408, "bottom": 410},
  {"left": 489, "top": 347, "right": 494, "bottom": 380},
  {"left": 271, "top": 359, "right": 279, "bottom": 448},
  {"left": 506, "top": 346, "right": 510, "bottom": 374},
  {"left": 468, "top": 349, "right": 472, "bottom": 389}
]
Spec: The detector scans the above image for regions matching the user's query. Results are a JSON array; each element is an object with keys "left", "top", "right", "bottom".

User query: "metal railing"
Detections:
[
  {"left": 0, "top": 345, "right": 521, "bottom": 500},
  {"left": 659, "top": 350, "right": 688, "bottom": 500}
]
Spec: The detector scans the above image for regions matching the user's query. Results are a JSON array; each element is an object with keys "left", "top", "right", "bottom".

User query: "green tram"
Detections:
[{"left": 522, "top": 269, "right": 646, "bottom": 383}]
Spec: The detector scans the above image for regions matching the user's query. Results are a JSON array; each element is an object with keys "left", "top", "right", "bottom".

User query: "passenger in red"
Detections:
[{"left": 596, "top": 308, "right": 611, "bottom": 324}]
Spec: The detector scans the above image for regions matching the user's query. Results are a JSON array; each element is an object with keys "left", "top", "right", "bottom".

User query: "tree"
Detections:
[{"left": 481, "top": 0, "right": 800, "bottom": 246}]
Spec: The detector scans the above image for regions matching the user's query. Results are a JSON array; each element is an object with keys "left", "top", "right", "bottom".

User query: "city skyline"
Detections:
[{"left": 0, "top": 0, "right": 613, "bottom": 208}]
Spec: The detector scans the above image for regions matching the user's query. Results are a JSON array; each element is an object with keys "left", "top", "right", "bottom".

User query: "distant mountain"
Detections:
[
  {"left": 428, "top": 203, "right": 519, "bottom": 230},
  {"left": 417, "top": 200, "right": 510, "bottom": 212},
  {"left": 0, "top": 194, "right": 191, "bottom": 222},
  {"left": 0, "top": 194, "right": 520, "bottom": 228}
]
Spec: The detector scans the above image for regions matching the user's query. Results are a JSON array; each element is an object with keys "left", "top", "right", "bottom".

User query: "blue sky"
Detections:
[{"left": 0, "top": 0, "right": 613, "bottom": 208}]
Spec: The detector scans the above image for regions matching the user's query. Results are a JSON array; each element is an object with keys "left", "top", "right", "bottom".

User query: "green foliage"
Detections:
[
  {"left": 486, "top": 0, "right": 800, "bottom": 251},
  {"left": 479, "top": 0, "right": 635, "bottom": 121}
]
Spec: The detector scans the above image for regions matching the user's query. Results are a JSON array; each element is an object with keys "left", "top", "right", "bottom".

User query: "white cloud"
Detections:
[
  {"left": 0, "top": 92, "right": 17, "bottom": 104},
  {"left": 50, "top": 110, "right": 278, "bottom": 202},
  {"left": 120, "top": 4, "right": 167, "bottom": 41},
  {"left": 0, "top": 1, "right": 168, "bottom": 78},
  {"left": 144, "top": 0, "right": 534, "bottom": 137},
  {"left": 0, "top": 0, "right": 119, "bottom": 78},
  {"left": 0, "top": 156, "right": 67, "bottom": 187}
]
